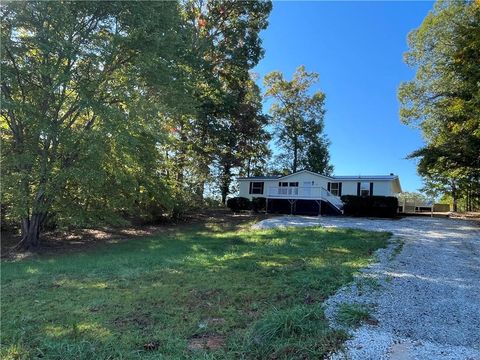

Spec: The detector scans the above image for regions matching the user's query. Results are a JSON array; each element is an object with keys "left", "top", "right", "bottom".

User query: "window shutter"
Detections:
[
  {"left": 370, "top": 182, "right": 374, "bottom": 196},
  {"left": 339, "top": 183, "right": 342, "bottom": 196},
  {"left": 357, "top": 182, "right": 361, "bottom": 196},
  {"left": 327, "top": 182, "right": 331, "bottom": 191},
  {"left": 249, "top": 182, "right": 253, "bottom": 194}
]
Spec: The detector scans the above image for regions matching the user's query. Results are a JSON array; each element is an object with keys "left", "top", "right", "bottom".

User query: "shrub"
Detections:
[
  {"left": 204, "top": 197, "right": 224, "bottom": 208},
  {"left": 226, "top": 197, "right": 252, "bottom": 212},
  {"left": 251, "top": 197, "right": 266, "bottom": 212},
  {"left": 341, "top": 195, "right": 398, "bottom": 218}
]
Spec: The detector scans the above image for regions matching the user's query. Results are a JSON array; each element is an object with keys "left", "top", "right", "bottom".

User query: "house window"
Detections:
[
  {"left": 360, "top": 182, "right": 370, "bottom": 196},
  {"left": 278, "top": 181, "right": 298, "bottom": 195},
  {"left": 249, "top": 182, "right": 264, "bottom": 194},
  {"left": 330, "top": 182, "right": 341, "bottom": 196}
]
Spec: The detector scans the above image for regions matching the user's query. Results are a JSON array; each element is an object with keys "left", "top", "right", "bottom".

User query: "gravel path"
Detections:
[{"left": 253, "top": 216, "right": 480, "bottom": 359}]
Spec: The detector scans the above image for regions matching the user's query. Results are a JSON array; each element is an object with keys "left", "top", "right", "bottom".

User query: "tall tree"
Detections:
[
  {"left": 1, "top": 0, "right": 273, "bottom": 250},
  {"left": 398, "top": 0, "right": 480, "bottom": 211},
  {"left": 264, "top": 65, "right": 332, "bottom": 174},
  {"left": 180, "top": 0, "right": 272, "bottom": 202},
  {"left": 213, "top": 76, "right": 271, "bottom": 204},
  {"left": 1, "top": 1, "right": 187, "bottom": 249}
]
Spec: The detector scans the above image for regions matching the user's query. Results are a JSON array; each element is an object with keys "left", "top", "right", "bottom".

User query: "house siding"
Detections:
[
  {"left": 238, "top": 179, "right": 278, "bottom": 200},
  {"left": 238, "top": 181, "right": 252, "bottom": 199},
  {"left": 236, "top": 171, "right": 401, "bottom": 200},
  {"left": 339, "top": 181, "right": 358, "bottom": 196},
  {"left": 335, "top": 180, "right": 393, "bottom": 197},
  {"left": 273, "top": 172, "right": 330, "bottom": 189}
]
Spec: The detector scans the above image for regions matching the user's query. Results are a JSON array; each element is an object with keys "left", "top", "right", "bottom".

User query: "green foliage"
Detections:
[
  {"left": 211, "top": 78, "right": 272, "bottom": 204},
  {"left": 341, "top": 195, "right": 399, "bottom": 218},
  {"left": 246, "top": 304, "right": 347, "bottom": 359},
  {"left": 336, "top": 303, "right": 374, "bottom": 327},
  {"left": 251, "top": 197, "right": 267, "bottom": 212},
  {"left": 398, "top": 1, "right": 480, "bottom": 211},
  {"left": 397, "top": 191, "right": 430, "bottom": 204},
  {"left": 180, "top": 1, "right": 273, "bottom": 205},
  {"left": 264, "top": 66, "right": 333, "bottom": 175},
  {"left": 0, "top": 1, "right": 273, "bottom": 246},
  {"left": 1, "top": 1, "right": 187, "bottom": 239},
  {"left": 1, "top": 223, "right": 389, "bottom": 359},
  {"left": 226, "top": 197, "right": 252, "bottom": 212}
]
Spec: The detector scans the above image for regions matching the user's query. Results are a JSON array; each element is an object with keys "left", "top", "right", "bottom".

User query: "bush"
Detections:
[
  {"left": 341, "top": 195, "right": 398, "bottom": 218},
  {"left": 204, "top": 197, "right": 224, "bottom": 208},
  {"left": 251, "top": 197, "right": 266, "bottom": 212},
  {"left": 226, "top": 197, "right": 252, "bottom": 212}
]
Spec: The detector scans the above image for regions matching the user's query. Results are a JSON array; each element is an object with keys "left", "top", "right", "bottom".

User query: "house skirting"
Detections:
[{"left": 266, "top": 198, "right": 341, "bottom": 216}]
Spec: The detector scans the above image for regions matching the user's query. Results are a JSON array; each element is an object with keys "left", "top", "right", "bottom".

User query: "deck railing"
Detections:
[
  {"left": 267, "top": 186, "right": 343, "bottom": 207},
  {"left": 267, "top": 186, "right": 321, "bottom": 198},
  {"left": 320, "top": 187, "right": 344, "bottom": 209},
  {"left": 267, "top": 186, "right": 343, "bottom": 212}
]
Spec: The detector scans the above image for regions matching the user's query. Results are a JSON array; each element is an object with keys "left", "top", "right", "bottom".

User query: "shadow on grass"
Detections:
[{"left": 1, "top": 225, "right": 389, "bottom": 359}]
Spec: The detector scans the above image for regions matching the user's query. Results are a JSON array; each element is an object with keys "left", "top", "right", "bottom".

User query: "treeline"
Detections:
[
  {"left": 1, "top": 1, "right": 332, "bottom": 249},
  {"left": 1, "top": 1, "right": 274, "bottom": 249},
  {"left": 398, "top": 0, "right": 480, "bottom": 211}
]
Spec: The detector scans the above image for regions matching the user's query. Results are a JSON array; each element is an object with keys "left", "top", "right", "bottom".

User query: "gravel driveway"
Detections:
[{"left": 253, "top": 216, "right": 480, "bottom": 359}]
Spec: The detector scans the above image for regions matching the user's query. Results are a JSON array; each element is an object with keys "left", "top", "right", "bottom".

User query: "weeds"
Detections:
[
  {"left": 336, "top": 303, "right": 376, "bottom": 327},
  {"left": 246, "top": 304, "right": 347, "bottom": 359}
]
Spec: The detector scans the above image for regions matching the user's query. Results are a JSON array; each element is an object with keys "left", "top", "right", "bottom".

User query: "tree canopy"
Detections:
[
  {"left": 1, "top": 1, "right": 341, "bottom": 250},
  {"left": 264, "top": 66, "right": 332, "bottom": 175},
  {"left": 398, "top": 0, "right": 480, "bottom": 211},
  {"left": 1, "top": 1, "right": 273, "bottom": 249}
]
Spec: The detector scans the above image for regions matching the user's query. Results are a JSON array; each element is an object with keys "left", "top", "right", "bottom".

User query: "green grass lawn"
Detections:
[{"left": 1, "top": 222, "right": 390, "bottom": 360}]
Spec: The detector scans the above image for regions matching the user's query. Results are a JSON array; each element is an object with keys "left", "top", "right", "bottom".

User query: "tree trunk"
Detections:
[
  {"left": 467, "top": 190, "right": 472, "bottom": 212},
  {"left": 293, "top": 141, "right": 298, "bottom": 173},
  {"left": 451, "top": 181, "right": 458, "bottom": 212},
  {"left": 220, "top": 175, "right": 229, "bottom": 205},
  {"left": 220, "top": 163, "right": 232, "bottom": 205},
  {"left": 16, "top": 213, "right": 45, "bottom": 250},
  {"left": 466, "top": 190, "right": 470, "bottom": 212},
  {"left": 221, "top": 187, "right": 228, "bottom": 205}
]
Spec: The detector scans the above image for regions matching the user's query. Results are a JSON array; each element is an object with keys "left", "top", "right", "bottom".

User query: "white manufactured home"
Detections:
[{"left": 237, "top": 170, "right": 402, "bottom": 215}]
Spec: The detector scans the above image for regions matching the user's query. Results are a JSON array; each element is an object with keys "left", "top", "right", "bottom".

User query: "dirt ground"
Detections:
[
  {"left": 449, "top": 211, "right": 480, "bottom": 222},
  {"left": 402, "top": 211, "right": 480, "bottom": 223},
  {"left": 1, "top": 209, "right": 269, "bottom": 260},
  {"left": 2, "top": 210, "right": 478, "bottom": 261}
]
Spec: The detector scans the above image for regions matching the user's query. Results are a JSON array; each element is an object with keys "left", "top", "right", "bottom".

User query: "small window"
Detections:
[
  {"left": 360, "top": 182, "right": 370, "bottom": 196},
  {"left": 289, "top": 182, "right": 298, "bottom": 187},
  {"left": 250, "top": 182, "right": 264, "bottom": 194},
  {"left": 330, "top": 182, "right": 340, "bottom": 196},
  {"left": 279, "top": 182, "right": 289, "bottom": 187}
]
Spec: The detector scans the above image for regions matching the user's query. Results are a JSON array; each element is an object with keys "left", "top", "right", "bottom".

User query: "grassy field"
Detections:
[{"left": 1, "top": 220, "right": 390, "bottom": 359}]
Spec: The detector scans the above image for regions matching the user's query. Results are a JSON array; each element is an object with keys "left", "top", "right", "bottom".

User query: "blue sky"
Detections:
[{"left": 254, "top": 1, "right": 434, "bottom": 192}]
